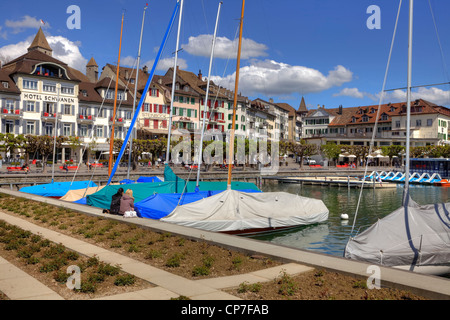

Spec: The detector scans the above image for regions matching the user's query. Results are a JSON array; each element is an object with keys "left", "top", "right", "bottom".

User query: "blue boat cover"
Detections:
[
  {"left": 20, "top": 181, "right": 98, "bottom": 198},
  {"left": 137, "top": 176, "right": 162, "bottom": 183}
]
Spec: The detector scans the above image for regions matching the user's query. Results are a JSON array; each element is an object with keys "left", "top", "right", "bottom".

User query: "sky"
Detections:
[{"left": 0, "top": 0, "right": 449, "bottom": 111}]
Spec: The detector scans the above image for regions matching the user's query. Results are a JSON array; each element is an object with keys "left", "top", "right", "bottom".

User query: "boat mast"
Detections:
[
  {"left": 227, "top": 0, "right": 245, "bottom": 190},
  {"left": 51, "top": 87, "right": 60, "bottom": 183},
  {"left": 165, "top": 0, "right": 184, "bottom": 165},
  {"left": 127, "top": 5, "right": 148, "bottom": 180},
  {"left": 196, "top": 1, "right": 223, "bottom": 187},
  {"left": 403, "top": 0, "right": 413, "bottom": 205},
  {"left": 106, "top": 0, "right": 180, "bottom": 186},
  {"left": 108, "top": 12, "right": 125, "bottom": 176}
]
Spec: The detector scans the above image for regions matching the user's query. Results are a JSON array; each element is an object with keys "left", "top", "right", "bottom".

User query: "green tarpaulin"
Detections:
[{"left": 86, "top": 165, "right": 260, "bottom": 209}]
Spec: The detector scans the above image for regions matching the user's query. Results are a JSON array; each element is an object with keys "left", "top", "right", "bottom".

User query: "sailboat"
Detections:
[
  {"left": 344, "top": 0, "right": 450, "bottom": 275},
  {"left": 160, "top": 0, "right": 329, "bottom": 235}
]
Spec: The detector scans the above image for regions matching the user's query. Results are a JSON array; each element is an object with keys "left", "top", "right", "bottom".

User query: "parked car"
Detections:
[{"left": 303, "top": 157, "right": 316, "bottom": 165}]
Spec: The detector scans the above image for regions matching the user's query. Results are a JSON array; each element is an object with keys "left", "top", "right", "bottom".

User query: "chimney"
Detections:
[
  {"left": 125, "top": 69, "right": 129, "bottom": 80},
  {"left": 338, "top": 105, "right": 343, "bottom": 115},
  {"left": 198, "top": 69, "right": 202, "bottom": 80},
  {"left": 143, "top": 66, "right": 148, "bottom": 74},
  {"left": 269, "top": 98, "right": 274, "bottom": 103}
]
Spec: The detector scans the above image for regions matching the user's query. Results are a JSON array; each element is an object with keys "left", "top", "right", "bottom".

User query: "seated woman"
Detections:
[{"left": 119, "top": 189, "right": 141, "bottom": 217}]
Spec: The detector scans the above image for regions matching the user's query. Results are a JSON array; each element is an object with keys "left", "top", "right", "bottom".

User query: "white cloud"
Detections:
[
  {"left": 140, "top": 57, "right": 188, "bottom": 71},
  {"left": 381, "top": 87, "right": 450, "bottom": 106},
  {"left": 183, "top": 34, "right": 268, "bottom": 60},
  {"left": 47, "top": 36, "right": 87, "bottom": 72},
  {"left": 0, "top": 34, "right": 87, "bottom": 72},
  {"left": 120, "top": 56, "right": 138, "bottom": 68},
  {"left": 334, "top": 87, "right": 367, "bottom": 99},
  {"left": 335, "top": 86, "right": 450, "bottom": 106},
  {"left": 211, "top": 60, "right": 353, "bottom": 97},
  {"left": 5, "top": 16, "right": 50, "bottom": 34}
]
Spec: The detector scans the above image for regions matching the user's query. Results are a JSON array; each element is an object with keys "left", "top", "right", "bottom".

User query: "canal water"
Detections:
[{"left": 250, "top": 181, "right": 450, "bottom": 258}]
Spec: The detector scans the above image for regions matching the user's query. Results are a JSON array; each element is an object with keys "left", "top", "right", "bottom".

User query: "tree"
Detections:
[
  {"left": 381, "top": 145, "right": 405, "bottom": 166},
  {"left": 320, "top": 143, "right": 341, "bottom": 166},
  {"left": 36, "top": 136, "right": 68, "bottom": 173},
  {"left": 290, "top": 142, "right": 318, "bottom": 169}
]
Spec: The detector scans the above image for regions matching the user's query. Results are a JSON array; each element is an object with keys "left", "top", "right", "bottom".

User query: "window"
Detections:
[
  {"left": 23, "top": 80, "right": 37, "bottom": 90},
  {"left": 44, "top": 123, "right": 54, "bottom": 136},
  {"left": 43, "top": 103, "right": 54, "bottom": 114},
  {"left": 151, "top": 88, "right": 158, "bottom": 97},
  {"left": 26, "top": 101, "right": 35, "bottom": 112},
  {"left": 2, "top": 81, "right": 9, "bottom": 88},
  {"left": 43, "top": 83, "right": 56, "bottom": 92},
  {"left": 5, "top": 120, "right": 14, "bottom": 134},
  {"left": 79, "top": 125, "right": 87, "bottom": 137},
  {"left": 395, "top": 121, "right": 400, "bottom": 128},
  {"left": 95, "top": 126, "right": 103, "bottom": 138},
  {"left": 64, "top": 105, "right": 72, "bottom": 115},
  {"left": 362, "top": 115, "right": 369, "bottom": 122},
  {"left": 143, "top": 103, "right": 150, "bottom": 112},
  {"left": 63, "top": 124, "right": 71, "bottom": 136},
  {"left": 61, "top": 86, "right": 74, "bottom": 95},
  {"left": 427, "top": 119, "right": 433, "bottom": 126},
  {"left": 381, "top": 114, "right": 388, "bottom": 121},
  {"left": 26, "top": 121, "right": 35, "bottom": 134},
  {"left": 416, "top": 119, "right": 422, "bottom": 127}
]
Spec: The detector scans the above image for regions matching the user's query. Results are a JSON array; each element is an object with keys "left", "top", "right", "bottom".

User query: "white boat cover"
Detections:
[
  {"left": 161, "top": 190, "right": 329, "bottom": 232},
  {"left": 344, "top": 197, "right": 450, "bottom": 269}
]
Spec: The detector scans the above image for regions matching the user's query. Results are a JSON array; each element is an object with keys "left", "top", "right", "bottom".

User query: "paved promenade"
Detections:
[{"left": 0, "top": 188, "right": 449, "bottom": 300}]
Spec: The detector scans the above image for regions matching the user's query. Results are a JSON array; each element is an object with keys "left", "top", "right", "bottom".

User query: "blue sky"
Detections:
[{"left": 0, "top": 0, "right": 449, "bottom": 110}]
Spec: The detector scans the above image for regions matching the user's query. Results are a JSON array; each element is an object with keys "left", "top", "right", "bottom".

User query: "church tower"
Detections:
[{"left": 27, "top": 27, "right": 53, "bottom": 56}]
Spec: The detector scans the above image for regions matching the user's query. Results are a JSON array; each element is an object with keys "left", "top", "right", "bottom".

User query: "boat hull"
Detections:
[{"left": 394, "top": 264, "right": 450, "bottom": 276}]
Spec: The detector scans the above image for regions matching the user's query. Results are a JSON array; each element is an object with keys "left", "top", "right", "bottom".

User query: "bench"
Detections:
[
  {"left": 59, "top": 166, "right": 78, "bottom": 171},
  {"left": 7, "top": 166, "right": 28, "bottom": 173},
  {"left": 91, "top": 163, "right": 104, "bottom": 168}
]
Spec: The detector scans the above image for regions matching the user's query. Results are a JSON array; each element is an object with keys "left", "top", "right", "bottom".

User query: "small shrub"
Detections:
[
  {"left": 145, "top": 249, "right": 162, "bottom": 260},
  {"left": 166, "top": 253, "right": 182, "bottom": 268},
  {"left": 77, "top": 281, "right": 96, "bottom": 293},
  {"left": 202, "top": 255, "right": 215, "bottom": 268},
  {"left": 192, "top": 265, "right": 210, "bottom": 276},
  {"left": 114, "top": 274, "right": 136, "bottom": 286},
  {"left": 97, "top": 263, "right": 120, "bottom": 276},
  {"left": 54, "top": 270, "right": 70, "bottom": 283}
]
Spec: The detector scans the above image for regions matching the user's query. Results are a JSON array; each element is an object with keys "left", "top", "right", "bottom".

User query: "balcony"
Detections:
[
  {"left": 109, "top": 117, "right": 124, "bottom": 126},
  {"left": 77, "top": 114, "right": 96, "bottom": 123},
  {"left": 2, "top": 108, "right": 22, "bottom": 119},
  {"left": 41, "top": 111, "right": 58, "bottom": 121}
]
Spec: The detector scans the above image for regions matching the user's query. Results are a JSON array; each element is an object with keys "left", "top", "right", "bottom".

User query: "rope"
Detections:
[
  {"left": 427, "top": 0, "right": 450, "bottom": 105},
  {"left": 350, "top": 0, "right": 403, "bottom": 237}
]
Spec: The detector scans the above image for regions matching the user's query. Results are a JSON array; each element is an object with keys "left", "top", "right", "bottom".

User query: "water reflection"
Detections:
[{"left": 250, "top": 182, "right": 450, "bottom": 257}]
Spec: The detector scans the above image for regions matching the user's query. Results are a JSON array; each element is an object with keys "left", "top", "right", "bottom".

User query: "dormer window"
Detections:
[
  {"left": 351, "top": 116, "right": 356, "bottom": 123},
  {"left": 380, "top": 113, "right": 388, "bottom": 121},
  {"left": 362, "top": 115, "right": 369, "bottom": 122},
  {"left": 370, "top": 108, "right": 376, "bottom": 114},
  {"left": 183, "top": 85, "right": 189, "bottom": 92},
  {"left": 2, "top": 81, "right": 8, "bottom": 88},
  {"left": 390, "top": 106, "right": 395, "bottom": 112},
  {"left": 32, "top": 63, "right": 69, "bottom": 80}
]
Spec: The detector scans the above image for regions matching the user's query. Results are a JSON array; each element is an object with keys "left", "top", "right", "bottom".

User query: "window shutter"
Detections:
[
  {"left": 156, "top": 89, "right": 159, "bottom": 97},
  {"left": 36, "top": 121, "right": 40, "bottom": 135},
  {"left": 144, "top": 119, "right": 149, "bottom": 127},
  {"left": 187, "top": 109, "right": 191, "bottom": 117}
]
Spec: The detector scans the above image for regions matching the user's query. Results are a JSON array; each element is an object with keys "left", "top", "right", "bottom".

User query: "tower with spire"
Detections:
[
  {"left": 86, "top": 57, "right": 99, "bottom": 83},
  {"left": 27, "top": 27, "right": 53, "bottom": 56}
]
